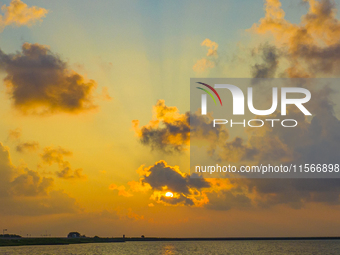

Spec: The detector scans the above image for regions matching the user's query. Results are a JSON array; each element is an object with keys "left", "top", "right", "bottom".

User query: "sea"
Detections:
[{"left": 0, "top": 240, "right": 339, "bottom": 255}]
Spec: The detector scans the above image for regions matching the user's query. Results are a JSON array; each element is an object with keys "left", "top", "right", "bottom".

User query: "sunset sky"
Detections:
[{"left": 0, "top": 0, "right": 340, "bottom": 238}]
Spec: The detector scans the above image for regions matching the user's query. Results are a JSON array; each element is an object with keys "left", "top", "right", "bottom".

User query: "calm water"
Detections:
[{"left": 0, "top": 240, "right": 339, "bottom": 255}]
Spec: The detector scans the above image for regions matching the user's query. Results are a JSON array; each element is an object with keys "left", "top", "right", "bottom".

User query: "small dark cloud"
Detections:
[
  {"left": 8, "top": 128, "right": 21, "bottom": 140},
  {"left": 16, "top": 141, "right": 39, "bottom": 153},
  {"left": 160, "top": 195, "right": 194, "bottom": 206},
  {"left": 41, "top": 146, "right": 86, "bottom": 180},
  {"left": 133, "top": 100, "right": 229, "bottom": 153},
  {"left": 143, "top": 161, "right": 209, "bottom": 195},
  {"left": 140, "top": 160, "right": 210, "bottom": 206},
  {"left": 251, "top": 43, "right": 280, "bottom": 82},
  {"left": 132, "top": 100, "right": 190, "bottom": 152},
  {"left": 295, "top": 43, "right": 340, "bottom": 75}
]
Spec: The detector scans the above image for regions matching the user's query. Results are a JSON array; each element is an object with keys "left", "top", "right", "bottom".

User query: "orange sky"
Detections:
[{"left": 0, "top": 0, "right": 340, "bottom": 238}]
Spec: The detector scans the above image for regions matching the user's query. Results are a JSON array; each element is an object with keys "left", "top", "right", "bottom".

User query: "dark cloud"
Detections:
[
  {"left": 217, "top": 137, "right": 259, "bottom": 163},
  {"left": 160, "top": 195, "right": 195, "bottom": 206},
  {"left": 294, "top": 43, "right": 340, "bottom": 75},
  {"left": 0, "top": 43, "right": 98, "bottom": 115},
  {"left": 133, "top": 100, "right": 229, "bottom": 153},
  {"left": 140, "top": 160, "right": 210, "bottom": 206},
  {"left": 132, "top": 100, "right": 190, "bottom": 152},
  {"left": 41, "top": 146, "right": 86, "bottom": 180},
  {"left": 245, "top": 178, "right": 340, "bottom": 209},
  {"left": 41, "top": 146, "right": 72, "bottom": 165},
  {"left": 206, "top": 190, "right": 252, "bottom": 211},
  {"left": 16, "top": 141, "right": 39, "bottom": 153},
  {"left": 143, "top": 161, "right": 209, "bottom": 195},
  {"left": 251, "top": 43, "right": 280, "bottom": 81}
]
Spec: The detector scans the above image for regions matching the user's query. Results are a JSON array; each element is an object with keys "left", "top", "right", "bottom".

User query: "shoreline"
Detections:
[{"left": 1, "top": 236, "right": 340, "bottom": 247}]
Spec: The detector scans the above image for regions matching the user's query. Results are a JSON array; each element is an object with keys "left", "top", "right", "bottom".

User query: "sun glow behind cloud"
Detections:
[{"left": 165, "top": 192, "right": 174, "bottom": 198}]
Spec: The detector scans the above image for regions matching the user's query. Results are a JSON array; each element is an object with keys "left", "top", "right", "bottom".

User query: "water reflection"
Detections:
[
  {"left": 0, "top": 240, "right": 340, "bottom": 255},
  {"left": 161, "top": 243, "right": 176, "bottom": 255}
]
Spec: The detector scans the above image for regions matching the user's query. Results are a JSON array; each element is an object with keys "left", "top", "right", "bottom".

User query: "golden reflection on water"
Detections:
[{"left": 161, "top": 244, "right": 176, "bottom": 254}]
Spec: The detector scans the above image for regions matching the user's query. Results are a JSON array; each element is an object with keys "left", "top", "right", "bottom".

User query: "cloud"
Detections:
[
  {"left": 244, "top": 0, "right": 340, "bottom": 167},
  {"left": 127, "top": 180, "right": 151, "bottom": 193},
  {"left": 8, "top": 128, "right": 21, "bottom": 140},
  {"left": 0, "top": 0, "right": 48, "bottom": 32},
  {"left": 0, "top": 142, "right": 78, "bottom": 216},
  {"left": 115, "top": 207, "right": 144, "bottom": 221},
  {"left": 141, "top": 160, "right": 210, "bottom": 195},
  {"left": 41, "top": 146, "right": 72, "bottom": 165},
  {"left": 16, "top": 141, "right": 39, "bottom": 153},
  {"left": 250, "top": 0, "right": 340, "bottom": 77},
  {"left": 246, "top": 178, "right": 340, "bottom": 209},
  {"left": 205, "top": 171, "right": 340, "bottom": 210},
  {"left": 8, "top": 128, "right": 39, "bottom": 153},
  {"left": 206, "top": 189, "right": 252, "bottom": 211},
  {"left": 100, "top": 87, "right": 112, "bottom": 101},
  {"left": 0, "top": 43, "right": 98, "bottom": 115},
  {"left": 251, "top": 43, "right": 280, "bottom": 81},
  {"left": 120, "top": 160, "right": 210, "bottom": 207},
  {"left": 132, "top": 100, "right": 190, "bottom": 152},
  {"left": 0, "top": 142, "right": 53, "bottom": 197},
  {"left": 133, "top": 100, "right": 229, "bottom": 153},
  {"left": 109, "top": 184, "right": 133, "bottom": 197},
  {"left": 201, "top": 38, "right": 218, "bottom": 57},
  {"left": 110, "top": 160, "right": 210, "bottom": 207},
  {"left": 193, "top": 58, "right": 216, "bottom": 73},
  {"left": 0, "top": 143, "right": 20, "bottom": 197},
  {"left": 11, "top": 168, "right": 53, "bottom": 196},
  {"left": 41, "top": 146, "right": 86, "bottom": 180},
  {"left": 193, "top": 38, "right": 218, "bottom": 73}
]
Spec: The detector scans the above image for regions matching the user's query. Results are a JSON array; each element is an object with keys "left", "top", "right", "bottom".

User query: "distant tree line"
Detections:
[{"left": 0, "top": 234, "right": 21, "bottom": 238}]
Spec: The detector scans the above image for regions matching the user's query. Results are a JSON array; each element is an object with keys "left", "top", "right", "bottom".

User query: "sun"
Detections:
[{"left": 165, "top": 192, "right": 174, "bottom": 198}]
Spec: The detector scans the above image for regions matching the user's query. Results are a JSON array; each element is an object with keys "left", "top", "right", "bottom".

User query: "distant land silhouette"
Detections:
[{"left": 1, "top": 233, "right": 340, "bottom": 247}]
